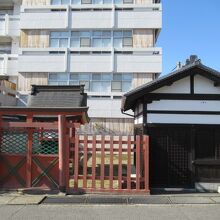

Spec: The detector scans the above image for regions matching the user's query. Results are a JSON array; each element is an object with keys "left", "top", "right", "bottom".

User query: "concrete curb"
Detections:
[{"left": 42, "top": 195, "right": 220, "bottom": 205}]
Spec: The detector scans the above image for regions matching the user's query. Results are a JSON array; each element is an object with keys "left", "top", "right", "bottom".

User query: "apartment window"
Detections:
[
  {"left": 51, "top": 0, "right": 134, "bottom": 4},
  {"left": 81, "top": 0, "right": 92, "bottom": 3},
  {"left": 123, "top": 0, "right": 133, "bottom": 3},
  {"left": 91, "top": 73, "right": 111, "bottom": 92},
  {"left": 48, "top": 73, "right": 69, "bottom": 85},
  {"left": 70, "top": 73, "right": 91, "bottom": 90},
  {"left": 114, "top": 0, "right": 123, "bottom": 3},
  {"left": 113, "top": 31, "right": 132, "bottom": 48},
  {"left": 50, "top": 32, "right": 69, "bottom": 47},
  {"left": 51, "top": 0, "right": 71, "bottom": 4},
  {"left": 92, "top": 31, "right": 111, "bottom": 47},
  {"left": 48, "top": 73, "right": 132, "bottom": 92},
  {"left": 71, "top": 31, "right": 91, "bottom": 47},
  {"left": 112, "top": 73, "right": 132, "bottom": 92},
  {"left": 50, "top": 30, "right": 132, "bottom": 48}
]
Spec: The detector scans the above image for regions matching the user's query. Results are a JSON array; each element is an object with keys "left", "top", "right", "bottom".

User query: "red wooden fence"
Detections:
[
  {"left": 0, "top": 113, "right": 149, "bottom": 194},
  {"left": 66, "top": 134, "right": 149, "bottom": 194}
]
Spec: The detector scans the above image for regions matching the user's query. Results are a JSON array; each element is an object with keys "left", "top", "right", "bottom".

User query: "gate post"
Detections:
[
  {"left": 27, "top": 115, "right": 33, "bottom": 188},
  {"left": 58, "top": 115, "right": 66, "bottom": 192},
  {"left": 143, "top": 135, "right": 149, "bottom": 193}
]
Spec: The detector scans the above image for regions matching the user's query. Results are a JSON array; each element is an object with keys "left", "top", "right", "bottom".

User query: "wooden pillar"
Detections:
[
  {"left": 26, "top": 115, "right": 33, "bottom": 188},
  {"left": 0, "top": 115, "right": 3, "bottom": 151},
  {"left": 143, "top": 135, "right": 149, "bottom": 193},
  {"left": 58, "top": 115, "right": 66, "bottom": 192}
]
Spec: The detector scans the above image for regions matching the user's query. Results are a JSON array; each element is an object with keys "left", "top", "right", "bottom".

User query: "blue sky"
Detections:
[{"left": 157, "top": 0, "right": 220, "bottom": 75}]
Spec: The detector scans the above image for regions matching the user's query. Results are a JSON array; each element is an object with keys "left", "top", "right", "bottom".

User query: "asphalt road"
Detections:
[{"left": 1, "top": 204, "right": 220, "bottom": 220}]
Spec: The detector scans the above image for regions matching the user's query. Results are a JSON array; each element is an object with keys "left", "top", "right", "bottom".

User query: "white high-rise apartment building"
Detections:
[{"left": 0, "top": 0, "right": 162, "bottom": 134}]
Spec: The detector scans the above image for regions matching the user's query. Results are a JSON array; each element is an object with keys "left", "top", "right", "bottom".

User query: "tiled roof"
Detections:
[
  {"left": 122, "top": 62, "right": 220, "bottom": 111},
  {"left": 28, "top": 85, "right": 87, "bottom": 108}
]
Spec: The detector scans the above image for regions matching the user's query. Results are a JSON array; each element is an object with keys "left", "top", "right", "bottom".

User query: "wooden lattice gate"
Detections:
[
  {"left": 0, "top": 126, "right": 59, "bottom": 189},
  {"left": 66, "top": 134, "right": 149, "bottom": 194}
]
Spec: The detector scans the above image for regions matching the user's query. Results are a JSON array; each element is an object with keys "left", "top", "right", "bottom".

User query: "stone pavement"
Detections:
[
  {"left": 0, "top": 192, "right": 45, "bottom": 205},
  {"left": 1, "top": 191, "right": 220, "bottom": 205}
]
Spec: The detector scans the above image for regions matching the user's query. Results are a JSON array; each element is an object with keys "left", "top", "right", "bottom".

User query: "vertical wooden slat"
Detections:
[
  {"left": 65, "top": 133, "right": 70, "bottom": 191},
  {"left": 143, "top": 135, "right": 149, "bottom": 191},
  {"left": 92, "top": 135, "right": 96, "bottom": 188},
  {"left": 127, "top": 136, "right": 131, "bottom": 190},
  {"left": 74, "top": 134, "right": 79, "bottom": 189},
  {"left": 118, "top": 136, "right": 122, "bottom": 189},
  {"left": 27, "top": 128, "right": 33, "bottom": 188},
  {"left": 136, "top": 135, "right": 141, "bottom": 190},
  {"left": 83, "top": 135, "right": 88, "bottom": 188},
  {"left": 109, "top": 136, "right": 114, "bottom": 189},
  {"left": 26, "top": 115, "right": 33, "bottom": 188},
  {"left": 100, "top": 135, "right": 105, "bottom": 189},
  {"left": 58, "top": 115, "right": 66, "bottom": 192}
]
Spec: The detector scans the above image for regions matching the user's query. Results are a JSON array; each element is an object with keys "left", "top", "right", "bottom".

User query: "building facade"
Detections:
[
  {"left": 0, "top": 0, "right": 162, "bottom": 134},
  {"left": 122, "top": 59, "right": 220, "bottom": 192}
]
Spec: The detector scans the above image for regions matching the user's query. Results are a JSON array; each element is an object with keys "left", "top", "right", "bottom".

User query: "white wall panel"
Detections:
[
  {"left": 148, "top": 100, "right": 220, "bottom": 112},
  {"left": 148, "top": 114, "right": 220, "bottom": 125},
  {"left": 18, "top": 54, "right": 66, "bottom": 72},
  {"left": 194, "top": 74, "right": 220, "bottom": 94},
  {"left": 116, "top": 10, "right": 162, "bottom": 29},
  {"left": 153, "top": 76, "right": 190, "bottom": 93},
  {"left": 116, "top": 54, "right": 162, "bottom": 73},
  {"left": 20, "top": 12, "right": 66, "bottom": 29},
  {"left": 69, "top": 54, "right": 112, "bottom": 72}
]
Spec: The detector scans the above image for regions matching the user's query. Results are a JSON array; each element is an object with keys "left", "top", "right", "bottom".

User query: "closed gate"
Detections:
[
  {"left": 66, "top": 135, "right": 149, "bottom": 194},
  {"left": 0, "top": 127, "right": 59, "bottom": 189}
]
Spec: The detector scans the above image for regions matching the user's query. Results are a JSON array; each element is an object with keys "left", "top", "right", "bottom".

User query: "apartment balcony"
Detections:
[
  {"left": 20, "top": 4, "right": 162, "bottom": 30},
  {"left": 0, "top": 15, "right": 20, "bottom": 37},
  {"left": 0, "top": 54, "right": 18, "bottom": 76},
  {"left": 18, "top": 48, "right": 162, "bottom": 73}
]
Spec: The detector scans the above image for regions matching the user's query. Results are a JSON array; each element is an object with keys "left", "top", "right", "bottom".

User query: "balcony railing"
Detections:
[
  {"left": 0, "top": 14, "right": 20, "bottom": 37},
  {"left": 20, "top": 4, "right": 162, "bottom": 30},
  {"left": 18, "top": 47, "right": 162, "bottom": 73},
  {"left": 0, "top": 54, "right": 18, "bottom": 76}
]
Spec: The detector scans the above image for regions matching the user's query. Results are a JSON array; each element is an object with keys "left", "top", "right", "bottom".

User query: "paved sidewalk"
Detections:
[
  {"left": 0, "top": 192, "right": 45, "bottom": 205},
  {"left": 43, "top": 194, "right": 220, "bottom": 205},
  {"left": 1, "top": 191, "right": 220, "bottom": 205}
]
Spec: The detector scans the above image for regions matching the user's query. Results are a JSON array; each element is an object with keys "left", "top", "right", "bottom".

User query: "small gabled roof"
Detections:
[
  {"left": 0, "top": 85, "right": 89, "bottom": 124},
  {"left": 28, "top": 85, "right": 87, "bottom": 108},
  {"left": 122, "top": 61, "right": 220, "bottom": 111}
]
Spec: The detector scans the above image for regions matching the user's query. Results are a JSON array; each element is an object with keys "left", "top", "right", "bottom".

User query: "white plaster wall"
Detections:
[
  {"left": 148, "top": 114, "right": 220, "bottom": 125},
  {"left": 148, "top": 100, "right": 220, "bottom": 112},
  {"left": 134, "top": 103, "right": 143, "bottom": 125},
  {"left": 194, "top": 74, "right": 220, "bottom": 94},
  {"left": 152, "top": 76, "right": 190, "bottom": 94},
  {"left": 134, "top": 115, "right": 143, "bottom": 125}
]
